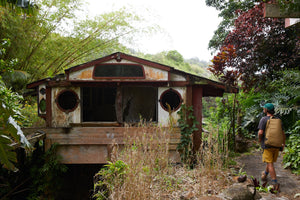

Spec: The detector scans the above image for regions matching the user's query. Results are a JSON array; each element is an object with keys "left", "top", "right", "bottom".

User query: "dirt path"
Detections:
[{"left": 236, "top": 149, "right": 300, "bottom": 198}]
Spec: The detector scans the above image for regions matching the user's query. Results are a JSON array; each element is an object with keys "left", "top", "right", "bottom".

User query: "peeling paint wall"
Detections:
[
  {"left": 51, "top": 87, "right": 81, "bottom": 127},
  {"left": 144, "top": 66, "right": 168, "bottom": 80},
  {"left": 69, "top": 66, "right": 94, "bottom": 80}
]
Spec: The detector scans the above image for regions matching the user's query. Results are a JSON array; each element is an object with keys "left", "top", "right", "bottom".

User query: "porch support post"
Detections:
[{"left": 192, "top": 86, "right": 203, "bottom": 152}]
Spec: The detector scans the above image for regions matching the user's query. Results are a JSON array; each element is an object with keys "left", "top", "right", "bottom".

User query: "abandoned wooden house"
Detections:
[{"left": 24, "top": 52, "right": 236, "bottom": 164}]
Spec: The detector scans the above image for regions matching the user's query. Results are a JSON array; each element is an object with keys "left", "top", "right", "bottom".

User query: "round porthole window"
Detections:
[
  {"left": 56, "top": 90, "right": 79, "bottom": 112},
  {"left": 159, "top": 89, "right": 182, "bottom": 112},
  {"left": 39, "top": 88, "right": 46, "bottom": 95}
]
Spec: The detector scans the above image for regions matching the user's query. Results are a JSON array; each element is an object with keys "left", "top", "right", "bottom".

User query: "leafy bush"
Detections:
[
  {"left": 203, "top": 94, "right": 238, "bottom": 151},
  {"left": 27, "top": 143, "right": 68, "bottom": 200},
  {"left": 238, "top": 70, "right": 300, "bottom": 139},
  {"left": 0, "top": 77, "right": 31, "bottom": 170},
  {"left": 283, "top": 120, "right": 300, "bottom": 174},
  {"left": 20, "top": 99, "right": 45, "bottom": 128},
  {"left": 94, "top": 160, "right": 128, "bottom": 200}
]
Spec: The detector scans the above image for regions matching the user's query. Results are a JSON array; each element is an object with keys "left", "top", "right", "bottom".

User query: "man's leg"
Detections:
[
  {"left": 261, "top": 165, "right": 269, "bottom": 181},
  {"left": 262, "top": 148, "right": 279, "bottom": 182},
  {"left": 265, "top": 150, "right": 280, "bottom": 191},
  {"left": 265, "top": 165, "right": 269, "bottom": 173},
  {"left": 267, "top": 162, "right": 276, "bottom": 180}
]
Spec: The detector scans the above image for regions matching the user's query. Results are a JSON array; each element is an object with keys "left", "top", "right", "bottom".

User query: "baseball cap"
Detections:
[{"left": 263, "top": 103, "right": 274, "bottom": 111}]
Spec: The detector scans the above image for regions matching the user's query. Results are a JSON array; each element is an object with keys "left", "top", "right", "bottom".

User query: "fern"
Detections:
[
  {"left": 0, "top": 101, "right": 18, "bottom": 170},
  {"left": 275, "top": 105, "right": 294, "bottom": 116}
]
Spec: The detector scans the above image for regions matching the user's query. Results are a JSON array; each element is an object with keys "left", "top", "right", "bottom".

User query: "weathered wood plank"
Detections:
[
  {"left": 23, "top": 127, "right": 182, "bottom": 164},
  {"left": 264, "top": 3, "right": 300, "bottom": 18}
]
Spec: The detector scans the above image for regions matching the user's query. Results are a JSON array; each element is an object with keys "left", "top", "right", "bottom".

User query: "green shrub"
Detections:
[
  {"left": 283, "top": 120, "right": 300, "bottom": 175},
  {"left": 94, "top": 160, "right": 128, "bottom": 200},
  {"left": 20, "top": 100, "right": 45, "bottom": 128},
  {"left": 28, "top": 143, "right": 68, "bottom": 200}
]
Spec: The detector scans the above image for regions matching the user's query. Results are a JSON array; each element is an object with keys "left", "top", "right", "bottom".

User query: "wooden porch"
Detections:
[{"left": 22, "top": 126, "right": 181, "bottom": 164}]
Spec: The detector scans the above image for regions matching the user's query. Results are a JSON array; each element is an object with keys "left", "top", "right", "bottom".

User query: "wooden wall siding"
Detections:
[{"left": 23, "top": 127, "right": 181, "bottom": 164}]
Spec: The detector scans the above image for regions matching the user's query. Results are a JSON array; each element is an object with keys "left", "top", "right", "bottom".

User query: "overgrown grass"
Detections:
[{"left": 94, "top": 122, "right": 233, "bottom": 200}]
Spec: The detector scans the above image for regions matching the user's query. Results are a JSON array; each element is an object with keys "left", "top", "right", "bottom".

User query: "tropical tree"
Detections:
[
  {"left": 209, "top": 2, "right": 299, "bottom": 91},
  {"left": 205, "top": 0, "right": 300, "bottom": 52},
  {"left": 0, "top": 0, "right": 150, "bottom": 84},
  {"left": 205, "top": 0, "right": 260, "bottom": 52},
  {"left": 0, "top": 42, "right": 30, "bottom": 170},
  {"left": 206, "top": 0, "right": 299, "bottom": 155}
]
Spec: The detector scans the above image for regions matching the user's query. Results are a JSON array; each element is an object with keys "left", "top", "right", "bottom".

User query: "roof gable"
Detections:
[
  {"left": 27, "top": 52, "right": 238, "bottom": 94},
  {"left": 65, "top": 52, "right": 173, "bottom": 74}
]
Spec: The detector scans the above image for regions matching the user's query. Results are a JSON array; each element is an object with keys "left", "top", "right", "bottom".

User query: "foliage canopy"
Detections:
[{"left": 208, "top": 2, "right": 299, "bottom": 90}]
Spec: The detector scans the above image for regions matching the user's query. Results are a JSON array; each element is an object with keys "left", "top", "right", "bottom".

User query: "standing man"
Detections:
[{"left": 258, "top": 103, "right": 286, "bottom": 191}]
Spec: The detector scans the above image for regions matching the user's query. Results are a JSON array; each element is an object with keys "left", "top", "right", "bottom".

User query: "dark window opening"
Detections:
[
  {"left": 94, "top": 64, "right": 144, "bottom": 78},
  {"left": 81, "top": 86, "right": 157, "bottom": 123},
  {"left": 159, "top": 89, "right": 182, "bottom": 111},
  {"left": 82, "top": 87, "right": 117, "bottom": 122},
  {"left": 56, "top": 90, "right": 79, "bottom": 112},
  {"left": 122, "top": 87, "right": 157, "bottom": 122}
]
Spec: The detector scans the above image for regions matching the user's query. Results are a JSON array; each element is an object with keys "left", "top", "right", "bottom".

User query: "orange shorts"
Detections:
[{"left": 262, "top": 148, "right": 279, "bottom": 163}]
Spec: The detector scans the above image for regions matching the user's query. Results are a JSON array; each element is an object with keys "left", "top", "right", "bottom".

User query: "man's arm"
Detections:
[{"left": 258, "top": 129, "right": 264, "bottom": 142}]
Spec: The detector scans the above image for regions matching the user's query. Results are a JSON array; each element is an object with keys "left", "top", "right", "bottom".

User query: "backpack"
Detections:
[{"left": 265, "top": 116, "right": 284, "bottom": 148}]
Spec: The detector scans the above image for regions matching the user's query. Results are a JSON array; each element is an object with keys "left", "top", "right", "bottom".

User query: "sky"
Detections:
[{"left": 84, "top": 0, "right": 221, "bottom": 61}]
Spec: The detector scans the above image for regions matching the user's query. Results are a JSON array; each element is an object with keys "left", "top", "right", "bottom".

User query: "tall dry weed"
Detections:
[
  {"left": 94, "top": 122, "right": 232, "bottom": 200},
  {"left": 198, "top": 126, "right": 229, "bottom": 172}
]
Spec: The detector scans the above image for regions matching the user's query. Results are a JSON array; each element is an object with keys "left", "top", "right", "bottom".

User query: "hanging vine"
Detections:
[{"left": 176, "top": 104, "right": 199, "bottom": 165}]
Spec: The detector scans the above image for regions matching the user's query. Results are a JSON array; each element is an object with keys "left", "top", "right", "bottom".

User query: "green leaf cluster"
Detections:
[
  {"left": 283, "top": 120, "right": 300, "bottom": 175},
  {"left": 0, "top": 77, "right": 24, "bottom": 170},
  {"left": 241, "top": 70, "right": 300, "bottom": 135},
  {"left": 94, "top": 160, "right": 128, "bottom": 200}
]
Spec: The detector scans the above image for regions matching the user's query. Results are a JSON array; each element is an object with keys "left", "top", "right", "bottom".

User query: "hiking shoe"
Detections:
[
  {"left": 270, "top": 183, "right": 280, "bottom": 193},
  {"left": 261, "top": 171, "right": 268, "bottom": 181}
]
